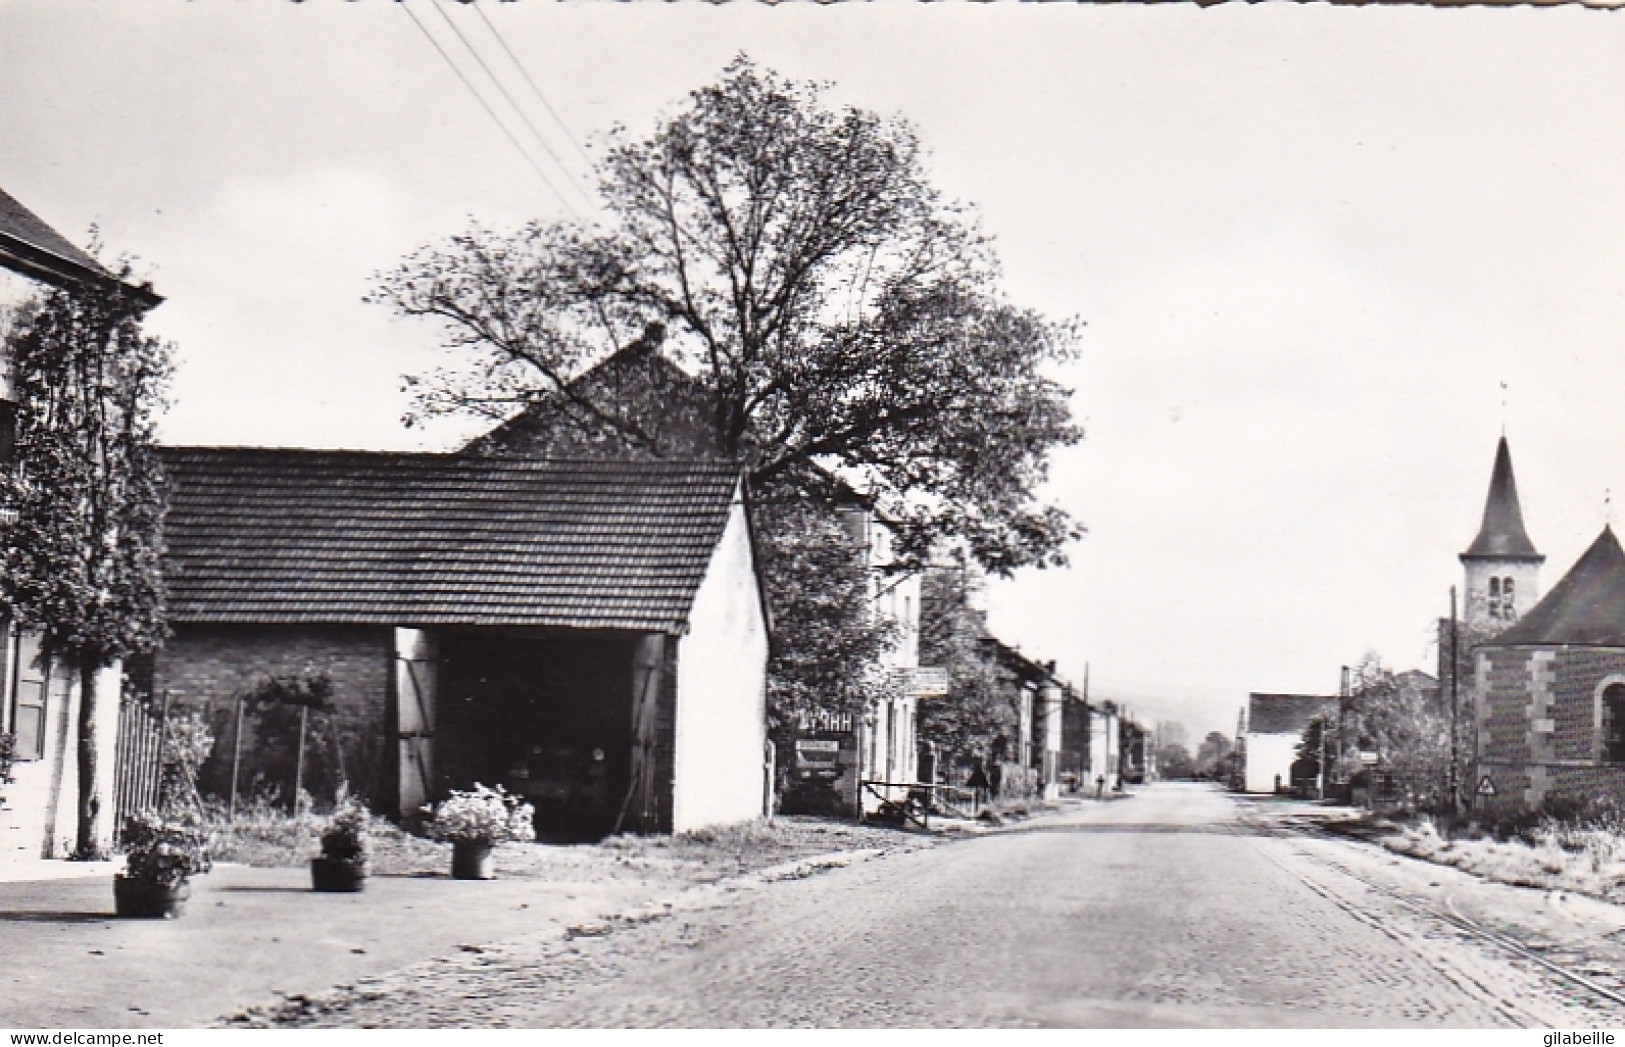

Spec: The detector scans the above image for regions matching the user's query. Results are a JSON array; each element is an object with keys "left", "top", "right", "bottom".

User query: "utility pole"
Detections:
[{"left": 1450, "top": 585, "right": 1461, "bottom": 816}]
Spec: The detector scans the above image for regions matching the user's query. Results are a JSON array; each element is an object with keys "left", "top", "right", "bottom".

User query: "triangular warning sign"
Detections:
[{"left": 1476, "top": 775, "right": 1496, "bottom": 797}]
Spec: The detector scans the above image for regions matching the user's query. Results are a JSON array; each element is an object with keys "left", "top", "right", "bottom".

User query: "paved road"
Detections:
[{"left": 265, "top": 782, "right": 1625, "bottom": 1028}]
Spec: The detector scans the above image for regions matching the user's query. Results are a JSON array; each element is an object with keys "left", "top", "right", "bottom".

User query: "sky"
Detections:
[{"left": 4, "top": 1, "right": 1625, "bottom": 741}]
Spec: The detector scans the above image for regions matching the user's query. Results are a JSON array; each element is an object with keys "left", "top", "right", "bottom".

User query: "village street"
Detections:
[{"left": 234, "top": 784, "right": 1625, "bottom": 1029}]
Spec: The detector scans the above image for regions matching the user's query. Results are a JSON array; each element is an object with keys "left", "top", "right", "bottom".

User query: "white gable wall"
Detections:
[
  {"left": 672, "top": 486, "right": 769, "bottom": 833},
  {"left": 0, "top": 642, "right": 119, "bottom": 864},
  {"left": 1244, "top": 732, "right": 1299, "bottom": 793}
]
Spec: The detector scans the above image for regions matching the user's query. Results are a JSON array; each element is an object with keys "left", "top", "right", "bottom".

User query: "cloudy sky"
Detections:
[{"left": 4, "top": 1, "right": 1624, "bottom": 739}]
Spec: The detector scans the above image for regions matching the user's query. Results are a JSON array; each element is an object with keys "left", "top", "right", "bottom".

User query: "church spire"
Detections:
[
  {"left": 1461, "top": 436, "right": 1543, "bottom": 631},
  {"left": 1462, "top": 436, "right": 1543, "bottom": 563}
]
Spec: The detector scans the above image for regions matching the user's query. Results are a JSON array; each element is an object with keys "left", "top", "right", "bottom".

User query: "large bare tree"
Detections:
[{"left": 372, "top": 57, "right": 1083, "bottom": 575}]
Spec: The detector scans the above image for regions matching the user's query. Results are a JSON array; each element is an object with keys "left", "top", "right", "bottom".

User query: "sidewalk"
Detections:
[
  {"left": 0, "top": 858, "right": 118, "bottom": 883},
  {"left": 0, "top": 815, "right": 940, "bottom": 1029},
  {"left": 0, "top": 862, "right": 669, "bottom": 1028}
]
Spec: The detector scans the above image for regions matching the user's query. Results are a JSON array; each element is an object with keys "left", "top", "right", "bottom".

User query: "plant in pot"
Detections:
[
  {"left": 0, "top": 732, "right": 15, "bottom": 812},
  {"left": 115, "top": 811, "right": 212, "bottom": 919},
  {"left": 424, "top": 783, "right": 535, "bottom": 880},
  {"left": 310, "top": 791, "right": 370, "bottom": 892}
]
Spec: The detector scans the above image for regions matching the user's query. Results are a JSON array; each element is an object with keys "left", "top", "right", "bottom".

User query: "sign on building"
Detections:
[
  {"left": 780, "top": 708, "right": 860, "bottom": 817},
  {"left": 905, "top": 667, "right": 949, "bottom": 697}
]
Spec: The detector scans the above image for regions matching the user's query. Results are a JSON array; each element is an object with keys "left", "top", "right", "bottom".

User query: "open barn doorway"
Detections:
[{"left": 435, "top": 629, "right": 637, "bottom": 842}]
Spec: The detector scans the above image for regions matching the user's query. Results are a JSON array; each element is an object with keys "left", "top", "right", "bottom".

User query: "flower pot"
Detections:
[
  {"left": 310, "top": 857, "right": 368, "bottom": 892},
  {"left": 451, "top": 840, "right": 495, "bottom": 880},
  {"left": 113, "top": 876, "right": 190, "bottom": 919}
]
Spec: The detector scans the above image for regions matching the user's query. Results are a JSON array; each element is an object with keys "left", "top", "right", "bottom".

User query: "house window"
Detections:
[
  {"left": 1501, "top": 577, "right": 1516, "bottom": 620},
  {"left": 1605, "top": 684, "right": 1625, "bottom": 763},
  {"left": 0, "top": 398, "right": 14, "bottom": 465},
  {"left": 1488, "top": 577, "right": 1502, "bottom": 619},
  {"left": 10, "top": 630, "right": 48, "bottom": 761}
]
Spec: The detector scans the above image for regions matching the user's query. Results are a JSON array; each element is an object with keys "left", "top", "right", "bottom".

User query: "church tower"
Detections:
[{"left": 1460, "top": 436, "right": 1544, "bottom": 632}]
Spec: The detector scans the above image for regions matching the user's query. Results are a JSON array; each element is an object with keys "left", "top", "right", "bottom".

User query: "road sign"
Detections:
[{"left": 1476, "top": 775, "right": 1496, "bottom": 797}]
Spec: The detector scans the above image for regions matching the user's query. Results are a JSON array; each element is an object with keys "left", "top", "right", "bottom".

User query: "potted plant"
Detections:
[
  {"left": 114, "top": 811, "right": 212, "bottom": 919},
  {"left": 424, "top": 783, "right": 535, "bottom": 880},
  {"left": 310, "top": 792, "right": 370, "bottom": 892},
  {"left": 0, "top": 733, "right": 15, "bottom": 812}
]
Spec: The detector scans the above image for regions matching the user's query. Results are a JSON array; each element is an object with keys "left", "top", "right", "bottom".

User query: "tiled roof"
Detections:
[
  {"left": 160, "top": 448, "right": 746, "bottom": 632},
  {"left": 1493, "top": 526, "right": 1625, "bottom": 647},
  {"left": 0, "top": 186, "right": 103, "bottom": 273},
  {"left": 0, "top": 185, "right": 161, "bottom": 306},
  {"left": 1461, "top": 437, "right": 1542, "bottom": 561},
  {"left": 1247, "top": 693, "right": 1337, "bottom": 735},
  {"left": 464, "top": 330, "right": 728, "bottom": 462}
]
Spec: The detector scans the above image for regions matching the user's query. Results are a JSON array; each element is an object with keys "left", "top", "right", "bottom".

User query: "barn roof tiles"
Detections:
[
  {"left": 160, "top": 448, "right": 745, "bottom": 633},
  {"left": 1493, "top": 526, "right": 1625, "bottom": 647},
  {"left": 1247, "top": 693, "right": 1338, "bottom": 735}
]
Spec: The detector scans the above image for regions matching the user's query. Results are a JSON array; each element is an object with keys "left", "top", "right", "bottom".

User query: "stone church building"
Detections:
[{"left": 1465, "top": 437, "right": 1625, "bottom": 812}]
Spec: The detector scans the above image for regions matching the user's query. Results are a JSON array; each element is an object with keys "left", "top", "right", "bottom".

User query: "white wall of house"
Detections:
[
  {"left": 0, "top": 269, "right": 29, "bottom": 396},
  {"left": 845, "top": 510, "right": 925, "bottom": 804},
  {"left": 1037, "top": 682, "right": 1063, "bottom": 798},
  {"left": 672, "top": 486, "right": 769, "bottom": 833},
  {"left": 0, "top": 632, "right": 119, "bottom": 863},
  {"left": 1088, "top": 706, "right": 1119, "bottom": 792},
  {"left": 1244, "top": 732, "right": 1299, "bottom": 793}
]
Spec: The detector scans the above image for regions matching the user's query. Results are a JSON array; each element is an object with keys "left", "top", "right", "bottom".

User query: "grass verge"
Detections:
[
  {"left": 205, "top": 801, "right": 937, "bottom": 884},
  {"left": 1325, "top": 811, "right": 1625, "bottom": 904}
]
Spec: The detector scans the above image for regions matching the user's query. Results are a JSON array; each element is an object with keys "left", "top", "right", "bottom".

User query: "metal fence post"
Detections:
[{"left": 229, "top": 696, "right": 245, "bottom": 821}]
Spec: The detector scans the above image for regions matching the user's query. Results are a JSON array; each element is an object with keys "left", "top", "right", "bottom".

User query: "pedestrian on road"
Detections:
[{"left": 1095, "top": 773, "right": 1105, "bottom": 800}]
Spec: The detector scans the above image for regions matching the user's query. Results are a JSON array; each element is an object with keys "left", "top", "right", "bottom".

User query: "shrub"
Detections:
[
  {"left": 120, "top": 811, "right": 212, "bottom": 888},
  {"left": 424, "top": 784, "right": 536, "bottom": 846},
  {"left": 318, "top": 789, "right": 370, "bottom": 867},
  {"left": 0, "top": 732, "right": 15, "bottom": 808}
]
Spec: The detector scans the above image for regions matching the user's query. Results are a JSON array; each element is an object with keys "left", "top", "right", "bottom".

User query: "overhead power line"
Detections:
[
  {"left": 397, "top": 0, "right": 580, "bottom": 220},
  {"left": 430, "top": 0, "right": 595, "bottom": 210},
  {"left": 471, "top": 4, "right": 597, "bottom": 177}
]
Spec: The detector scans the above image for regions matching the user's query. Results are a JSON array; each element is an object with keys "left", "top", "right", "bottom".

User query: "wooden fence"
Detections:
[{"left": 114, "top": 696, "right": 165, "bottom": 834}]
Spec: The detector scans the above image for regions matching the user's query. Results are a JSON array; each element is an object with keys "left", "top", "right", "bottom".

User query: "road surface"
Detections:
[{"left": 252, "top": 782, "right": 1625, "bottom": 1028}]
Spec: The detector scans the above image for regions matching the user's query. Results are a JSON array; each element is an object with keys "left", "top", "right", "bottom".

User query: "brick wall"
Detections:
[
  {"left": 1478, "top": 647, "right": 1532, "bottom": 768},
  {"left": 151, "top": 624, "right": 395, "bottom": 808},
  {"left": 1476, "top": 644, "right": 1625, "bottom": 812},
  {"left": 1554, "top": 650, "right": 1625, "bottom": 760}
]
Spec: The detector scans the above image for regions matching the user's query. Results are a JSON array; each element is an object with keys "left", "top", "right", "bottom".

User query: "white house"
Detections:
[
  {"left": 0, "top": 185, "right": 157, "bottom": 865},
  {"left": 1242, "top": 692, "right": 1337, "bottom": 794}
]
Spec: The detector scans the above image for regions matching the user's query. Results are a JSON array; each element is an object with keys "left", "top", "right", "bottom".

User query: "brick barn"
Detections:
[
  {"left": 150, "top": 449, "right": 770, "bottom": 838},
  {"left": 1473, "top": 524, "right": 1625, "bottom": 813}
]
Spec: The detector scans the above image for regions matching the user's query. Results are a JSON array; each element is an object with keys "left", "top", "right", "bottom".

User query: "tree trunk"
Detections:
[{"left": 76, "top": 660, "right": 102, "bottom": 858}]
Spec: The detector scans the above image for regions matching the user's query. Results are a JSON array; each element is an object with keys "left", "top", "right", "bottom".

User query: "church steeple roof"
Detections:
[
  {"left": 1495, "top": 526, "right": 1625, "bottom": 645},
  {"left": 1461, "top": 436, "right": 1543, "bottom": 562}
]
